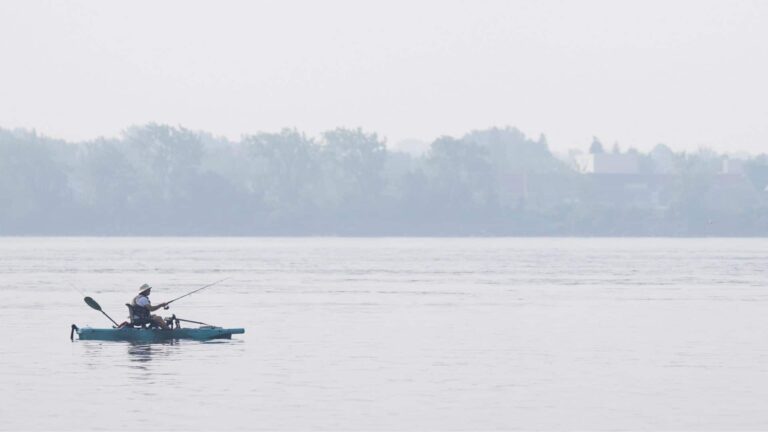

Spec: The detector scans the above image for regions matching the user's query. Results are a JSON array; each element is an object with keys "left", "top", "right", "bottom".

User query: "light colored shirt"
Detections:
[{"left": 135, "top": 295, "right": 150, "bottom": 308}]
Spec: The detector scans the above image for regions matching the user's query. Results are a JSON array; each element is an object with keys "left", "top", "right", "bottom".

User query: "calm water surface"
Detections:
[{"left": 0, "top": 237, "right": 767, "bottom": 430}]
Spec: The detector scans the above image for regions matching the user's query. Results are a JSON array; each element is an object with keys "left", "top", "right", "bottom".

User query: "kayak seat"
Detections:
[{"left": 125, "top": 304, "right": 158, "bottom": 329}]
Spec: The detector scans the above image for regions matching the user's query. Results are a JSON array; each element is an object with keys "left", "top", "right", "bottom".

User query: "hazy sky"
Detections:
[{"left": 1, "top": 0, "right": 766, "bottom": 153}]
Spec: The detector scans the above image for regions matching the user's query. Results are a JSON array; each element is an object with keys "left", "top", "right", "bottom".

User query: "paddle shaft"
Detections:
[
  {"left": 99, "top": 310, "right": 120, "bottom": 327},
  {"left": 165, "top": 277, "right": 230, "bottom": 307},
  {"left": 83, "top": 296, "right": 120, "bottom": 327}
]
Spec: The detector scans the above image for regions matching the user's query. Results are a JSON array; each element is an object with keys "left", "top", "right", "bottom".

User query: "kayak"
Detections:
[{"left": 72, "top": 325, "right": 245, "bottom": 342}]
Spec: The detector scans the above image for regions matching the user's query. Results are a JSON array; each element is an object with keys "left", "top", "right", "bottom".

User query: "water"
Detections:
[{"left": 1, "top": 237, "right": 767, "bottom": 430}]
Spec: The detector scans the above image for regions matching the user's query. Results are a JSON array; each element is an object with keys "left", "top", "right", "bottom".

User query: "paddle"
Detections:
[
  {"left": 84, "top": 296, "right": 120, "bottom": 327},
  {"left": 163, "top": 277, "right": 231, "bottom": 309}
]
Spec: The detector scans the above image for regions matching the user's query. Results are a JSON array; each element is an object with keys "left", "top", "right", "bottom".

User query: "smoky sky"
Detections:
[{"left": 1, "top": 0, "right": 766, "bottom": 153}]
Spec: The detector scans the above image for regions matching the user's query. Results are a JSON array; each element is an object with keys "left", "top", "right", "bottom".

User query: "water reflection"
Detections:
[
  {"left": 127, "top": 341, "right": 179, "bottom": 365},
  {"left": 128, "top": 343, "right": 151, "bottom": 360},
  {"left": 123, "top": 341, "right": 185, "bottom": 390}
]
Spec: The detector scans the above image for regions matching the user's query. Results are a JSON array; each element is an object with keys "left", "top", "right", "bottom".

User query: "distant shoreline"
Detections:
[{"left": 2, "top": 234, "right": 767, "bottom": 238}]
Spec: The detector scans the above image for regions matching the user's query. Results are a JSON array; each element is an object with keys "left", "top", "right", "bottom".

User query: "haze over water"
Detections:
[{"left": 1, "top": 237, "right": 767, "bottom": 430}]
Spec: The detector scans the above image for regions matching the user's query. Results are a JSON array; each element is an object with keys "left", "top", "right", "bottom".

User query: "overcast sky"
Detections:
[{"left": 1, "top": 0, "right": 766, "bottom": 153}]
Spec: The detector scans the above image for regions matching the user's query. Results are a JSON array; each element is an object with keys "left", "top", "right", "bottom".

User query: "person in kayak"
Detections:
[{"left": 131, "top": 284, "right": 170, "bottom": 329}]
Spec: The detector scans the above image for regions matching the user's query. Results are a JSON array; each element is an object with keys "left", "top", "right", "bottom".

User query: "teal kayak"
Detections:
[{"left": 73, "top": 325, "right": 245, "bottom": 342}]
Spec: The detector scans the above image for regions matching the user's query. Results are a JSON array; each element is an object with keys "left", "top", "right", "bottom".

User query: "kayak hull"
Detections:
[{"left": 76, "top": 326, "right": 245, "bottom": 342}]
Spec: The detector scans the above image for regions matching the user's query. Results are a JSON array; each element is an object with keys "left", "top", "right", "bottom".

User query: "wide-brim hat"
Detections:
[{"left": 138, "top": 283, "right": 152, "bottom": 294}]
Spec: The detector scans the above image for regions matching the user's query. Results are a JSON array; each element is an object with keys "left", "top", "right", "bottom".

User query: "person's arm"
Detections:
[{"left": 149, "top": 302, "right": 167, "bottom": 312}]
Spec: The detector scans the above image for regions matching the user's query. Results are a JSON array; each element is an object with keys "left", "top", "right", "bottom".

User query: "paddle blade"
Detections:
[{"left": 84, "top": 296, "right": 102, "bottom": 311}]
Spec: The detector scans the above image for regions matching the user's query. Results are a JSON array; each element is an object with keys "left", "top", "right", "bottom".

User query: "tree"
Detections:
[
  {"left": 589, "top": 137, "right": 605, "bottom": 154},
  {"left": 462, "top": 127, "right": 566, "bottom": 174},
  {"left": 242, "top": 128, "right": 319, "bottom": 223},
  {"left": 745, "top": 155, "right": 768, "bottom": 193},
  {"left": 426, "top": 136, "right": 493, "bottom": 211},
  {"left": 73, "top": 138, "right": 140, "bottom": 229},
  {"left": 319, "top": 127, "right": 387, "bottom": 213},
  {"left": 117, "top": 124, "right": 206, "bottom": 231},
  {"left": 0, "top": 129, "right": 73, "bottom": 233}
]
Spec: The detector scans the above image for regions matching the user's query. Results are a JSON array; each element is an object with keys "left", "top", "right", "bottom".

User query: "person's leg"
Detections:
[{"left": 151, "top": 315, "right": 169, "bottom": 330}]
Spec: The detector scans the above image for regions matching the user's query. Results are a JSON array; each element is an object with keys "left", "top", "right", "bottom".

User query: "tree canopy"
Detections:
[{"left": 0, "top": 124, "right": 766, "bottom": 235}]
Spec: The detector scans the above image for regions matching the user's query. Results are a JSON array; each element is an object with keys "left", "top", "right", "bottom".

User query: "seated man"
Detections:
[{"left": 132, "top": 284, "right": 169, "bottom": 329}]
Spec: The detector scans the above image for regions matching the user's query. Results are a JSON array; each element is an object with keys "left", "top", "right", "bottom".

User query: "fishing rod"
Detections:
[
  {"left": 175, "top": 317, "right": 215, "bottom": 327},
  {"left": 163, "top": 277, "right": 231, "bottom": 309},
  {"left": 66, "top": 281, "right": 86, "bottom": 296}
]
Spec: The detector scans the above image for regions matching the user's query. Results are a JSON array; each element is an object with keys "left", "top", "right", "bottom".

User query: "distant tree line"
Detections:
[{"left": 1, "top": 124, "right": 767, "bottom": 235}]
